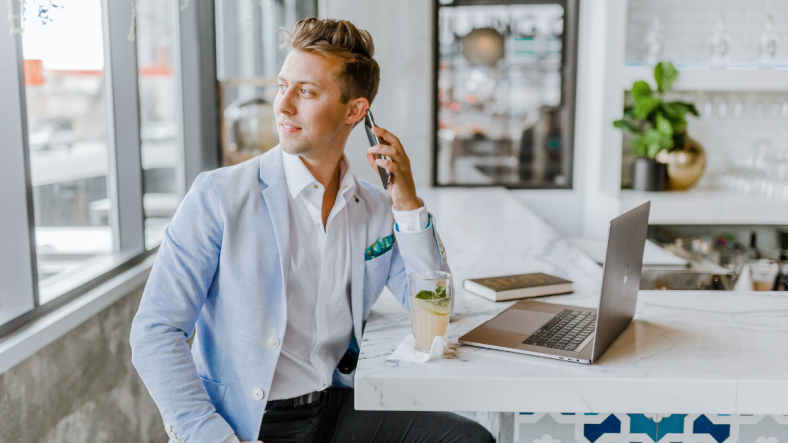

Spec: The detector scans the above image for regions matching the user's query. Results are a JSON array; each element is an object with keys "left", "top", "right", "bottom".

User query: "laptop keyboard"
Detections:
[{"left": 522, "top": 309, "right": 596, "bottom": 352}]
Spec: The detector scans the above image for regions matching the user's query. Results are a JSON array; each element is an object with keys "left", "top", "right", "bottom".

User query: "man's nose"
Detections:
[{"left": 275, "top": 87, "right": 296, "bottom": 115}]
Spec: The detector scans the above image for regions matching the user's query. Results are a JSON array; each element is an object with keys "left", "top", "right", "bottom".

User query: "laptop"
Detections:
[{"left": 458, "top": 202, "right": 651, "bottom": 364}]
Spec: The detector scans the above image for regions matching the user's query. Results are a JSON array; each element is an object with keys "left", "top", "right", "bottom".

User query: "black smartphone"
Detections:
[{"left": 364, "top": 109, "right": 391, "bottom": 190}]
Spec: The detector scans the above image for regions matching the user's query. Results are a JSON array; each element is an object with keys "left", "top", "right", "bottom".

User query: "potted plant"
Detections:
[{"left": 613, "top": 62, "right": 703, "bottom": 191}]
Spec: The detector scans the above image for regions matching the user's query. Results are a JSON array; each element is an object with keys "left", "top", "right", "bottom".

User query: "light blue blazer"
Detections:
[{"left": 130, "top": 146, "right": 450, "bottom": 442}]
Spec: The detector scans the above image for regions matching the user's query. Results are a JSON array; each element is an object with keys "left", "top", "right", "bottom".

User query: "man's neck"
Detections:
[{"left": 299, "top": 153, "right": 343, "bottom": 229}]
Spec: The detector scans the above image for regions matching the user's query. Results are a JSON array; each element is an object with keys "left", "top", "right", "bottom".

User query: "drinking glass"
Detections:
[{"left": 408, "top": 270, "right": 452, "bottom": 353}]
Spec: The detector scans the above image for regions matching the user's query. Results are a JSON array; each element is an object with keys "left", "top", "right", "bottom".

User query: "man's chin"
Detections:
[{"left": 280, "top": 139, "right": 312, "bottom": 156}]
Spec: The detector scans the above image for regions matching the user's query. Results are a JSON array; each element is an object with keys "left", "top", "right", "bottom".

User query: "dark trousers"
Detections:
[{"left": 258, "top": 388, "right": 495, "bottom": 443}]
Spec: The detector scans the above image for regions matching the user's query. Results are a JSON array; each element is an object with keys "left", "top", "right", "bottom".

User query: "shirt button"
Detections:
[
  {"left": 314, "top": 185, "right": 318, "bottom": 189},
  {"left": 267, "top": 338, "right": 280, "bottom": 348},
  {"left": 168, "top": 431, "right": 177, "bottom": 440},
  {"left": 252, "top": 388, "right": 265, "bottom": 401},
  {"left": 165, "top": 424, "right": 172, "bottom": 433},
  {"left": 408, "top": 226, "right": 415, "bottom": 232}
]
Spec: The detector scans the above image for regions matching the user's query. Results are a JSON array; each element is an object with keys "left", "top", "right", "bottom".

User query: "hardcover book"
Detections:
[{"left": 463, "top": 272, "right": 573, "bottom": 301}]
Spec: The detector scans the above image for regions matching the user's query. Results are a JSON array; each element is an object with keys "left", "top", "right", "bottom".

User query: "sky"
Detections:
[{"left": 21, "top": 0, "right": 105, "bottom": 71}]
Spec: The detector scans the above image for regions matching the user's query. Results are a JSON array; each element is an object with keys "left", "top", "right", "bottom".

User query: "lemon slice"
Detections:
[{"left": 413, "top": 298, "right": 450, "bottom": 316}]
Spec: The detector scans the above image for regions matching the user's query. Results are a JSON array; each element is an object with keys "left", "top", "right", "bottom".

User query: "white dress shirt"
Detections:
[
  {"left": 269, "top": 151, "right": 428, "bottom": 400},
  {"left": 223, "top": 151, "right": 427, "bottom": 442}
]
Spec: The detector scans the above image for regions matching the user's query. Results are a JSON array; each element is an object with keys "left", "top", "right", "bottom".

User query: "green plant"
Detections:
[{"left": 613, "top": 62, "right": 700, "bottom": 158}]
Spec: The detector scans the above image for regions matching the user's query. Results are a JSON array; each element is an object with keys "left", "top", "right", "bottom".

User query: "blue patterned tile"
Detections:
[
  {"left": 628, "top": 414, "right": 657, "bottom": 442},
  {"left": 692, "top": 415, "right": 730, "bottom": 443},
  {"left": 514, "top": 413, "right": 788, "bottom": 443},
  {"left": 656, "top": 414, "right": 687, "bottom": 441},
  {"left": 584, "top": 414, "right": 621, "bottom": 443}
]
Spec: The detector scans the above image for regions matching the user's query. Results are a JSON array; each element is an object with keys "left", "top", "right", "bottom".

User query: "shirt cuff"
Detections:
[
  {"left": 393, "top": 198, "right": 429, "bottom": 233},
  {"left": 221, "top": 434, "right": 241, "bottom": 443}
]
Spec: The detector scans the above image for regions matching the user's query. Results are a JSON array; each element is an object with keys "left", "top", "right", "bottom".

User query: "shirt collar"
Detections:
[{"left": 282, "top": 150, "right": 356, "bottom": 200}]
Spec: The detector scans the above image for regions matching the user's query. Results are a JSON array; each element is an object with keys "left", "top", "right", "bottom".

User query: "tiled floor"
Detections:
[{"left": 514, "top": 413, "right": 788, "bottom": 443}]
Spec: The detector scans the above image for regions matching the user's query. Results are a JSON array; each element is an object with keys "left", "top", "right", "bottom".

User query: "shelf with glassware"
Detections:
[
  {"left": 599, "top": 2, "right": 788, "bottom": 226},
  {"left": 611, "top": 70, "right": 788, "bottom": 225},
  {"left": 620, "top": 66, "right": 788, "bottom": 92}
]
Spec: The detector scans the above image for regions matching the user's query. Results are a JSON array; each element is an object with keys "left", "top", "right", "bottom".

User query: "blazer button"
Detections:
[
  {"left": 252, "top": 388, "right": 265, "bottom": 401},
  {"left": 267, "top": 338, "right": 280, "bottom": 349}
]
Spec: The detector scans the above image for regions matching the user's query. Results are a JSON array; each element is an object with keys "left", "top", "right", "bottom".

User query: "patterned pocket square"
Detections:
[{"left": 365, "top": 234, "right": 395, "bottom": 261}]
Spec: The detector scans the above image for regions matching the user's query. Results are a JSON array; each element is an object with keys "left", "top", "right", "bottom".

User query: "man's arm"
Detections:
[
  {"left": 366, "top": 127, "right": 451, "bottom": 310},
  {"left": 130, "top": 173, "right": 236, "bottom": 443}
]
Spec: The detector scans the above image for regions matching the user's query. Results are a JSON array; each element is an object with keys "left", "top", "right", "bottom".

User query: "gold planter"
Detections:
[{"left": 656, "top": 134, "right": 706, "bottom": 190}]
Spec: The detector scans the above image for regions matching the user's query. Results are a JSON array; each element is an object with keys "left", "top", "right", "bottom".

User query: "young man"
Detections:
[{"left": 130, "top": 18, "right": 493, "bottom": 443}]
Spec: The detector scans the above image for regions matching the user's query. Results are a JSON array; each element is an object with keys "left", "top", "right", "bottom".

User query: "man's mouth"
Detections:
[{"left": 280, "top": 123, "right": 301, "bottom": 133}]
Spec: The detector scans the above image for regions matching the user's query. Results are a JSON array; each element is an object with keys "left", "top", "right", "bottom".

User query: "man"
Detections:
[{"left": 130, "top": 17, "right": 493, "bottom": 443}]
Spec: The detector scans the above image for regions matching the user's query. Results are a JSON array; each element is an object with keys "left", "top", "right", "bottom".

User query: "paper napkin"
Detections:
[{"left": 389, "top": 334, "right": 447, "bottom": 363}]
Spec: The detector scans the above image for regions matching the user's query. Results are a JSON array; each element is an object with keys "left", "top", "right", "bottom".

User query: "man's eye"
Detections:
[
  {"left": 300, "top": 88, "right": 310, "bottom": 96},
  {"left": 277, "top": 85, "right": 286, "bottom": 92}
]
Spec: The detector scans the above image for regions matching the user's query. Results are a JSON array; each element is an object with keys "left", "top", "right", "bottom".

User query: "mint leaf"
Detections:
[{"left": 416, "top": 290, "right": 436, "bottom": 300}]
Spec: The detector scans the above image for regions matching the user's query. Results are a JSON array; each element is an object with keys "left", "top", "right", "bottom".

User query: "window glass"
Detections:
[
  {"left": 22, "top": 0, "right": 114, "bottom": 296},
  {"left": 136, "top": 0, "right": 181, "bottom": 249}
]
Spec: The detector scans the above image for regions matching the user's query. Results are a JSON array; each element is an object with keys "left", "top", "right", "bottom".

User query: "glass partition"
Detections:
[{"left": 435, "top": 0, "right": 578, "bottom": 188}]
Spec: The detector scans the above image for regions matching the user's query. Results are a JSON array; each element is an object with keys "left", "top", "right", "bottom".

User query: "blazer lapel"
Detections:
[
  {"left": 347, "top": 181, "right": 368, "bottom": 345},
  {"left": 259, "top": 147, "right": 290, "bottom": 300}
]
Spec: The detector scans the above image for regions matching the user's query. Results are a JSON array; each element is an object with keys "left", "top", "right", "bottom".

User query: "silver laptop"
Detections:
[{"left": 458, "top": 202, "right": 650, "bottom": 364}]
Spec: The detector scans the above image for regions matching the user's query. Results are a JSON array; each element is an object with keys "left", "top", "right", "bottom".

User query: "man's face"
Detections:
[{"left": 274, "top": 50, "right": 353, "bottom": 158}]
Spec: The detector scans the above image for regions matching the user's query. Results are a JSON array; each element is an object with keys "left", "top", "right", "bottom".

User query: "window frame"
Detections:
[{"left": 0, "top": 0, "right": 219, "bottom": 340}]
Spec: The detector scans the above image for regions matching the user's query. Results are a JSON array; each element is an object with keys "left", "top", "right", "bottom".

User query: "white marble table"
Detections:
[{"left": 355, "top": 188, "right": 788, "bottom": 417}]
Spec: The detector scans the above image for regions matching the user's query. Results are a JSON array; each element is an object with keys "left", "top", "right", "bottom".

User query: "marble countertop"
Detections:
[{"left": 355, "top": 188, "right": 788, "bottom": 414}]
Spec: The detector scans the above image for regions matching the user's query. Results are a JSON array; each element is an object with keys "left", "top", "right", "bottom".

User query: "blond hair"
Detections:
[{"left": 280, "top": 18, "right": 380, "bottom": 105}]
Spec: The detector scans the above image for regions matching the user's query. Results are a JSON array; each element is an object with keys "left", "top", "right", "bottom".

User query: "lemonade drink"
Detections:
[
  {"left": 410, "top": 295, "right": 451, "bottom": 351},
  {"left": 408, "top": 271, "right": 452, "bottom": 353}
]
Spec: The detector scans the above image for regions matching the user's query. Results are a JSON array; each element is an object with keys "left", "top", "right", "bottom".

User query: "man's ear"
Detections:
[{"left": 346, "top": 97, "right": 369, "bottom": 126}]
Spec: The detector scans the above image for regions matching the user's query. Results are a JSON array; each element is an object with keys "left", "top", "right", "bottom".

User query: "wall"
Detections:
[{"left": 0, "top": 286, "right": 165, "bottom": 443}]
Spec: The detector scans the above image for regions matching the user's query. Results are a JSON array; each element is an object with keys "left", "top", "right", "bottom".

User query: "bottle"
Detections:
[
  {"left": 773, "top": 252, "right": 788, "bottom": 291},
  {"left": 744, "top": 231, "right": 761, "bottom": 261},
  {"left": 645, "top": 15, "right": 664, "bottom": 65},
  {"left": 759, "top": 14, "right": 779, "bottom": 68},
  {"left": 710, "top": 13, "right": 731, "bottom": 67}
]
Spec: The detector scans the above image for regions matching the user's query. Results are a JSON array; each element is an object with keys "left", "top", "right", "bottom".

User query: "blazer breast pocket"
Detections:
[{"left": 364, "top": 247, "right": 393, "bottom": 275}]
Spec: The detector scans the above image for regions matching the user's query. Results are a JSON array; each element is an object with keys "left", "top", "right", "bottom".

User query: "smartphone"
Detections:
[{"left": 364, "top": 109, "right": 391, "bottom": 190}]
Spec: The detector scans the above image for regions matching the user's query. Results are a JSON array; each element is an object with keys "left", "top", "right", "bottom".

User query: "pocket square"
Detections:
[{"left": 365, "top": 234, "right": 395, "bottom": 261}]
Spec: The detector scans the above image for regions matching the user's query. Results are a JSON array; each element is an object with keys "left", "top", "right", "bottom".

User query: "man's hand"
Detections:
[{"left": 366, "top": 126, "right": 421, "bottom": 211}]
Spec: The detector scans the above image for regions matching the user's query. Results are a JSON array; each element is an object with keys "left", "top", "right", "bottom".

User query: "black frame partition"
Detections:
[{"left": 433, "top": 0, "right": 579, "bottom": 189}]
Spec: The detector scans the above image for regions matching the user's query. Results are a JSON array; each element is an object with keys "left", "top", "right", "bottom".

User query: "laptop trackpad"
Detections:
[{"left": 483, "top": 309, "right": 555, "bottom": 335}]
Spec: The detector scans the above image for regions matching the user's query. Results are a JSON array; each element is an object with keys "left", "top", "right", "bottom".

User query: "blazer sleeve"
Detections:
[
  {"left": 386, "top": 213, "right": 452, "bottom": 312},
  {"left": 129, "top": 172, "right": 236, "bottom": 443}
]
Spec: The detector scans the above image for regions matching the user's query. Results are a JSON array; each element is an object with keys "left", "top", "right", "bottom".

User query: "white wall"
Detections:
[{"left": 318, "top": 0, "right": 434, "bottom": 188}]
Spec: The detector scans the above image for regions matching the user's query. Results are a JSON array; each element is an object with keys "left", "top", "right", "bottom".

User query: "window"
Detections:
[
  {"left": 0, "top": 0, "right": 218, "bottom": 338},
  {"left": 21, "top": 0, "right": 114, "bottom": 303}
]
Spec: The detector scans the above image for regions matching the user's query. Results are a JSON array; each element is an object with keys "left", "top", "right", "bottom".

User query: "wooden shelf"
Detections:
[
  {"left": 621, "top": 66, "right": 788, "bottom": 92},
  {"left": 619, "top": 188, "right": 788, "bottom": 225}
]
